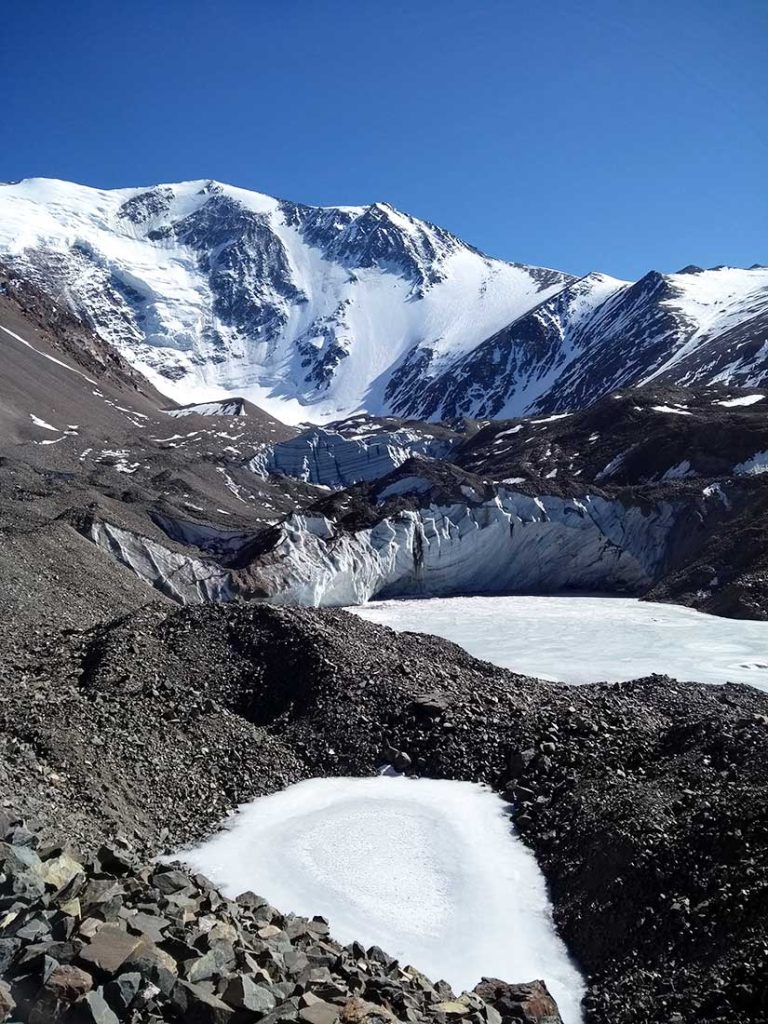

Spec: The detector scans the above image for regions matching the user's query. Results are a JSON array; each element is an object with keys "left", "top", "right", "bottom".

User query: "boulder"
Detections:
[
  {"left": 473, "top": 979, "right": 563, "bottom": 1024},
  {"left": 77, "top": 923, "right": 142, "bottom": 974}
]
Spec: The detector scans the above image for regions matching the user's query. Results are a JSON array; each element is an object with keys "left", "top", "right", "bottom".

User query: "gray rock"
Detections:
[
  {"left": 103, "top": 971, "right": 142, "bottom": 1011},
  {"left": 183, "top": 941, "right": 237, "bottom": 982},
  {"left": 152, "top": 868, "right": 194, "bottom": 894},
  {"left": 69, "top": 988, "right": 120, "bottom": 1024},
  {"left": 122, "top": 936, "right": 178, "bottom": 995},
  {"left": 125, "top": 910, "right": 170, "bottom": 942},
  {"left": 172, "top": 979, "right": 235, "bottom": 1023},
  {"left": 222, "top": 974, "right": 277, "bottom": 1013},
  {"left": 299, "top": 1000, "right": 340, "bottom": 1024}
]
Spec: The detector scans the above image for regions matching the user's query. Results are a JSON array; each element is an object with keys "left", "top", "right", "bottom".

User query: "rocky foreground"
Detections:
[
  {"left": 1, "top": 603, "right": 768, "bottom": 1023},
  {"left": 0, "top": 813, "right": 561, "bottom": 1024}
]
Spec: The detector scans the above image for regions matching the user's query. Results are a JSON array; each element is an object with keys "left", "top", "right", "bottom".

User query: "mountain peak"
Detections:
[{"left": 1, "top": 177, "right": 764, "bottom": 427}]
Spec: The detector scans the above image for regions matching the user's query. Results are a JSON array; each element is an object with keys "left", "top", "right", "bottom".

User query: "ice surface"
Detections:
[
  {"left": 174, "top": 776, "right": 585, "bottom": 1023},
  {"left": 716, "top": 394, "right": 765, "bottom": 407},
  {"left": 350, "top": 595, "right": 768, "bottom": 691},
  {"left": 734, "top": 450, "right": 768, "bottom": 476}
]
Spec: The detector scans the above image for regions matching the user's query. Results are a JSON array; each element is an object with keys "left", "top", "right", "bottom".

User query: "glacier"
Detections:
[
  {"left": 87, "top": 486, "right": 684, "bottom": 609},
  {"left": 243, "top": 490, "right": 679, "bottom": 606},
  {"left": 249, "top": 420, "right": 456, "bottom": 488}
]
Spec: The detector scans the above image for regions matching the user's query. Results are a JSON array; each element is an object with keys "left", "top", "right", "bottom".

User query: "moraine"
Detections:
[{"left": 349, "top": 594, "right": 768, "bottom": 690}]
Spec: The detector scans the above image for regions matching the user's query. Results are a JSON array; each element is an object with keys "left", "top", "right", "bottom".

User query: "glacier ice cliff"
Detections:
[
  {"left": 249, "top": 424, "right": 456, "bottom": 489},
  {"left": 87, "top": 488, "right": 688, "bottom": 609},
  {"left": 245, "top": 490, "right": 680, "bottom": 606}
]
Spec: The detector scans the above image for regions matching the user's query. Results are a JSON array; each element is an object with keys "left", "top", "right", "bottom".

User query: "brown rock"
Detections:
[
  {"left": 78, "top": 923, "right": 141, "bottom": 974},
  {"left": 473, "top": 979, "right": 563, "bottom": 1024},
  {"left": 44, "top": 964, "right": 94, "bottom": 1002},
  {"left": 0, "top": 981, "right": 15, "bottom": 1023}
]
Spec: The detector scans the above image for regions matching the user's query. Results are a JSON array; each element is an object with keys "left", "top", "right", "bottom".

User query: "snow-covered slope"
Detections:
[
  {"left": 404, "top": 266, "right": 768, "bottom": 420},
  {"left": 2, "top": 177, "right": 765, "bottom": 424},
  {"left": 0, "top": 177, "right": 569, "bottom": 423}
]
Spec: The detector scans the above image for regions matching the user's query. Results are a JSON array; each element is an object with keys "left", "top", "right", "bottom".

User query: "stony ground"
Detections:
[
  {"left": 0, "top": 812, "right": 561, "bottom": 1024},
  {"left": 1, "top": 603, "right": 767, "bottom": 1023}
]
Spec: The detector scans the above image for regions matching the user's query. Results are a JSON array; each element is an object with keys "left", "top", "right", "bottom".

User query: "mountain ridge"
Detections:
[{"left": 1, "top": 176, "right": 765, "bottom": 425}]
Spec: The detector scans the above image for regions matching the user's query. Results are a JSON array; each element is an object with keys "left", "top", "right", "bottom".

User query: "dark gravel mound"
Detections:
[{"left": 1, "top": 603, "right": 767, "bottom": 1022}]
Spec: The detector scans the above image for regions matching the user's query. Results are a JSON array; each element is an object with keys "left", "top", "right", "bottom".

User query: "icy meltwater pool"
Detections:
[
  {"left": 176, "top": 777, "right": 585, "bottom": 1024},
  {"left": 350, "top": 595, "right": 768, "bottom": 691}
]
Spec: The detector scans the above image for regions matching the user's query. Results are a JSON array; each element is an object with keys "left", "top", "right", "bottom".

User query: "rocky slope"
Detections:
[
  {"left": 1, "top": 813, "right": 561, "bottom": 1024},
  {"left": 2, "top": 259, "right": 768, "bottom": 1024},
  {"left": 1, "top": 603, "right": 767, "bottom": 1023},
  {"left": 3, "top": 261, "right": 768, "bottom": 621},
  {"left": 1, "top": 179, "right": 766, "bottom": 425}
]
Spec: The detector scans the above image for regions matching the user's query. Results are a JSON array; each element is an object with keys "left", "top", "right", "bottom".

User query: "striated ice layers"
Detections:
[
  {"left": 251, "top": 491, "right": 678, "bottom": 606},
  {"left": 249, "top": 425, "right": 455, "bottom": 489},
  {"left": 88, "top": 488, "right": 681, "bottom": 607},
  {"left": 174, "top": 776, "right": 585, "bottom": 1024}
]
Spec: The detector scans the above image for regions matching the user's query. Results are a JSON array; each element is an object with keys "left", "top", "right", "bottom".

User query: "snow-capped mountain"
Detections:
[
  {"left": 0, "top": 177, "right": 569, "bottom": 423},
  {"left": 402, "top": 265, "right": 768, "bottom": 420},
  {"left": 1, "top": 177, "right": 765, "bottom": 424}
]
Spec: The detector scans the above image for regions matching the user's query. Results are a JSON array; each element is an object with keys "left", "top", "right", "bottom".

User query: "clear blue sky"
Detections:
[{"left": 2, "top": 0, "right": 765, "bottom": 279}]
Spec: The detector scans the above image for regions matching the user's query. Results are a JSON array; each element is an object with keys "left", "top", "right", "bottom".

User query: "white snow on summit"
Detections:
[
  {"left": 0, "top": 177, "right": 569, "bottom": 424},
  {"left": 2, "top": 178, "right": 766, "bottom": 423}
]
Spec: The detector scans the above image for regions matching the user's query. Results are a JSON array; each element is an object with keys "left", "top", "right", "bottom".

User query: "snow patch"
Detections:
[
  {"left": 172, "top": 776, "right": 585, "bottom": 1023},
  {"left": 651, "top": 405, "right": 692, "bottom": 416},
  {"left": 716, "top": 394, "right": 765, "bottom": 408},
  {"left": 29, "top": 414, "right": 59, "bottom": 432}
]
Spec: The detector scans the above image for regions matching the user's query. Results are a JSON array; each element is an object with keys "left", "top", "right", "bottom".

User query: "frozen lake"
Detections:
[
  {"left": 349, "top": 595, "right": 768, "bottom": 690},
  {"left": 175, "top": 776, "right": 585, "bottom": 1024}
]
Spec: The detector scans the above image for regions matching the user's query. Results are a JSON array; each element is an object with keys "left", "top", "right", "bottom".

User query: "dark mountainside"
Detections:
[{"left": 1, "top": 260, "right": 768, "bottom": 1024}]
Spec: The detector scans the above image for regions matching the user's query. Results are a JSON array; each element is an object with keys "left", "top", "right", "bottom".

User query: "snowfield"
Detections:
[
  {"left": 174, "top": 776, "right": 585, "bottom": 1024},
  {"left": 350, "top": 595, "right": 768, "bottom": 691}
]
